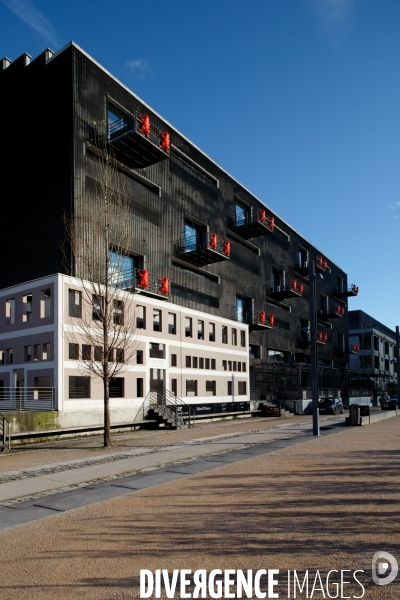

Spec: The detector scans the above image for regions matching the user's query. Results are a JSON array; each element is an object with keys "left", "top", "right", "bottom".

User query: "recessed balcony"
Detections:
[
  {"left": 108, "top": 112, "right": 170, "bottom": 169},
  {"left": 234, "top": 309, "right": 275, "bottom": 332},
  {"left": 320, "top": 304, "right": 345, "bottom": 320},
  {"left": 173, "top": 233, "right": 230, "bottom": 267},
  {"left": 269, "top": 280, "right": 304, "bottom": 301},
  {"left": 336, "top": 284, "right": 359, "bottom": 298},
  {"left": 228, "top": 206, "right": 274, "bottom": 240},
  {"left": 341, "top": 344, "right": 359, "bottom": 355},
  {"left": 298, "top": 331, "right": 328, "bottom": 347},
  {"left": 316, "top": 256, "right": 329, "bottom": 272}
]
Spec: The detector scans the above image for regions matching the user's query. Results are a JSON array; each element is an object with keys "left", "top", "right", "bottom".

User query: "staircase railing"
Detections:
[
  {"left": 134, "top": 388, "right": 195, "bottom": 428},
  {"left": 0, "top": 413, "right": 11, "bottom": 452}
]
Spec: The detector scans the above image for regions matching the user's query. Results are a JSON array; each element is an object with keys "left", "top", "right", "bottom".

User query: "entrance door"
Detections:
[{"left": 150, "top": 369, "right": 165, "bottom": 403}]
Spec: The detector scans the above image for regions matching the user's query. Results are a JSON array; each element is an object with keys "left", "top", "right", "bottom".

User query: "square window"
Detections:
[
  {"left": 186, "top": 380, "right": 197, "bottom": 397},
  {"left": 206, "top": 381, "right": 216, "bottom": 396},
  {"left": 238, "top": 381, "right": 247, "bottom": 395},
  {"left": 69, "top": 290, "right": 82, "bottom": 318},
  {"left": 69, "top": 376, "right": 90, "bottom": 399},
  {"left": 69, "top": 343, "right": 79, "bottom": 360},
  {"left": 149, "top": 343, "right": 164, "bottom": 358},
  {"left": 109, "top": 378, "right": 124, "bottom": 398}
]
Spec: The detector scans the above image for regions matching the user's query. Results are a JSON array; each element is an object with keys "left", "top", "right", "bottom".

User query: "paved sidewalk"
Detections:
[{"left": 0, "top": 416, "right": 399, "bottom": 599}]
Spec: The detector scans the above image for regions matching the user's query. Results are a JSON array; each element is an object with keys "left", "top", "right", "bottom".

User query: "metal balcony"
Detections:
[
  {"left": 298, "top": 331, "right": 328, "bottom": 347},
  {"left": 320, "top": 304, "right": 345, "bottom": 320},
  {"left": 234, "top": 309, "right": 275, "bottom": 332},
  {"left": 173, "top": 234, "right": 230, "bottom": 267},
  {"left": 269, "top": 280, "right": 304, "bottom": 301},
  {"left": 341, "top": 344, "right": 359, "bottom": 355},
  {"left": 335, "top": 284, "right": 359, "bottom": 298},
  {"left": 315, "top": 256, "right": 329, "bottom": 272},
  {"left": 296, "top": 261, "right": 309, "bottom": 276},
  {"left": 228, "top": 207, "right": 274, "bottom": 240},
  {"left": 108, "top": 112, "right": 170, "bottom": 169},
  {"left": 111, "top": 268, "right": 170, "bottom": 300}
]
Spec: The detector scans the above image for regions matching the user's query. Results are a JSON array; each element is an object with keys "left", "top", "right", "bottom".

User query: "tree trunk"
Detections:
[{"left": 104, "top": 376, "right": 111, "bottom": 447}]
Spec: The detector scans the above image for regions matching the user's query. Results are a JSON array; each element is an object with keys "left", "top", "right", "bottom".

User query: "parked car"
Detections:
[
  {"left": 318, "top": 398, "right": 344, "bottom": 415},
  {"left": 380, "top": 395, "right": 398, "bottom": 410}
]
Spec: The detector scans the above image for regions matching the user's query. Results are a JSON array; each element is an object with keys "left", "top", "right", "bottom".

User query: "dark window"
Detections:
[
  {"left": 69, "top": 290, "right": 82, "bottom": 318},
  {"left": 206, "top": 381, "right": 216, "bottom": 396},
  {"left": 232, "top": 328, "right": 237, "bottom": 346},
  {"left": 228, "top": 361, "right": 232, "bottom": 371},
  {"left": 113, "top": 300, "right": 124, "bottom": 325},
  {"left": 242, "top": 362, "right": 246, "bottom": 372},
  {"left": 109, "top": 378, "right": 124, "bottom": 398},
  {"left": 198, "top": 320, "right": 204, "bottom": 340},
  {"left": 0, "top": 350, "right": 4, "bottom": 365},
  {"left": 240, "top": 330, "right": 246, "bottom": 347},
  {"left": 223, "top": 360, "right": 227, "bottom": 371},
  {"left": 385, "top": 341, "right": 389, "bottom": 355},
  {"left": 227, "top": 380, "right": 232, "bottom": 395},
  {"left": 233, "top": 361, "right": 237, "bottom": 371},
  {"left": 137, "top": 306, "right": 146, "bottom": 329},
  {"left": 222, "top": 326, "right": 228, "bottom": 344},
  {"left": 171, "top": 284, "right": 219, "bottom": 309},
  {"left": 238, "top": 362, "right": 242, "bottom": 372},
  {"left": 199, "top": 357, "right": 204, "bottom": 369},
  {"left": 186, "top": 356, "right": 191, "bottom": 368},
  {"left": 171, "top": 353, "right": 177, "bottom": 367},
  {"left": 235, "top": 201, "right": 250, "bottom": 226},
  {"left": 249, "top": 345, "right": 261, "bottom": 359},
  {"left": 205, "top": 358, "right": 210, "bottom": 369},
  {"left": 193, "top": 356, "right": 198, "bottom": 368},
  {"left": 168, "top": 313, "right": 176, "bottom": 335},
  {"left": 94, "top": 346, "right": 103, "bottom": 361},
  {"left": 116, "top": 348, "right": 124, "bottom": 363},
  {"left": 171, "top": 379, "right": 177, "bottom": 396},
  {"left": 336, "top": 276, "right": 343, "bottom": 293},
  {"left": 298, "top": 247, "right": 308, "bottom": 269},
  {"left": 92, "top": 295, "right": 103, "bottom": 321},
  {"left": 69, "top": 376, "right": 90, "bottom": 399},
  {"left": 153, "top": 309, "right": 162, "bottom": 332},
  {"left": 236, "top": 296, "right": 251, "bottom": 324},
  {"left": 209, "top": 323, "right": 215, "bottom": 342},
  {"left": 271, "top": 268, "right": 284, "bottom": 293},
  {"left": 82, "top": 345, "right": 92, "bottom": 361},
  {"left": 211, "top": 358, "right": 216, "bottom": 370},
  {"left": 136, "top": 350, "right": 143, "bottom": 364},
  {"left": 24, "top": 345, "right": 32, "bottom": 362},
  {"left": 238, "top": 381, "right": 247, "bottom": 395},
  {"left": 185, "top": 317, "right": 192, "bottom": 338},
  {"left": 108, "top": 348, "right": 115, "bottom": 363},
  {"left": 186, "top": 380, "right": 197, "bottom": 396},
  {"left": 149, "top": 343, "right": 164, "bottom": 358},
  {"left": 137, "top": 378, "right": 144, "bottom": 397},
  {"left": 69, "top": 343, "right": 79, "bottom": 360}
]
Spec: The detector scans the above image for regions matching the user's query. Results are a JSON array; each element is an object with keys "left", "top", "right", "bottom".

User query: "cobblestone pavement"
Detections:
[{"left": 0, "top": 415, "right": 399, "bottom": 599}]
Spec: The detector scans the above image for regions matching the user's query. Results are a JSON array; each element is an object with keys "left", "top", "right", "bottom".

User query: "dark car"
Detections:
[
  {"left": 318, "top": 397, "right": 344, "bottom": 415},
  {"left": 380, "top": 395, "right": 398, "bottom": 410}
]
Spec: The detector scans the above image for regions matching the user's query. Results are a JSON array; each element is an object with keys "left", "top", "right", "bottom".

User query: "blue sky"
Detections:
[{"left": 1, "top": 0, "right": 399, "bottom": 331}]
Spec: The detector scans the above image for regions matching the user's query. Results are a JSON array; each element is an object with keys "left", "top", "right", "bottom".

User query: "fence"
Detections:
[{"left": 0, "top": 388, "right": 56, "bottom": 412}]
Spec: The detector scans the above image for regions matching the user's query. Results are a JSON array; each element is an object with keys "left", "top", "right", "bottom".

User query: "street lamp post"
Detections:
[{"left": 308, "top": 259, "right": 323, "bottom": 437}]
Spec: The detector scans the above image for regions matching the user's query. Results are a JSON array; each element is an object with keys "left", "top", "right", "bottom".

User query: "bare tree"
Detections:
[{"left": 63, "top": 132, "right": 138, "bottom": 447}]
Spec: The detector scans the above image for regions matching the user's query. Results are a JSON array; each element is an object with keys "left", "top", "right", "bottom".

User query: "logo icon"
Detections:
[{"left": 372, "top": 552, "right": 398, "bottom": 586}]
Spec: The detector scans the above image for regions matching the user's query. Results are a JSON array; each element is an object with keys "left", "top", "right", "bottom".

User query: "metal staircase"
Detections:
[
  {"left": 134, "top": 388, "right": 195, "bottom": 429},
  {"left": 0, "top": 413, "right": 11, "bottom": 452}
]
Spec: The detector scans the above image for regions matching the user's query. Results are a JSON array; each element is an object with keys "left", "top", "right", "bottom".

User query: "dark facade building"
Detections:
[{"left": 1, "top": 42, "right": 359, "bottom": 409}]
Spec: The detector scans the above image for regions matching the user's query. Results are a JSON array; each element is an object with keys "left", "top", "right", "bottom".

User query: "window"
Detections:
[
  {"left": 108, "top": 348, "right": 115, "bottom": 362},
  {"left": 228, "top": 361, "right": 232, "bottom": 371},
  {"left": 185, "top": 220, "right": 204, "bottom": 251},
  {"left": 197, "top": 320, "right": 204, "bottom": 340},
  {"left": 242, "top": 362, "right": 247, "bottom": 372},
  {"left": 5, "top": 298, "right": 15, "bottom": 325},
  {"left": 249, "top": 345, "right": 261, "bottom": 359},
  {"left": 24, "top": 345, "right": 32, "bottom": 361},
  {"left": 205, "top": 358, "right": 210, "bottom": 369},
  {"left": 206, "top": 381, "right": 216, "bottom": 396},
  {"left": 374, "top": 355, "right": 379, "bottom": 369},
  {"left": 199, "top": 357, "right": 204, "bottom": 369},
  {"left": 82, "top": 345, "right": 92, "bottom": 361},
  {"left": 211, "top": 358, "right": 216, "bottom": 370},
  {"left": 109, "top": 378, "right": 124, "bottom": 398},
  {"left": 222, "top": 360, "right": 227, "bottom": 371},
  {"left": 320, "top": 295, "right": 328, "bottom": 315},
  {"left": 108, "top": 250, "right": 135, "bottom": 289},
  {"left": 336, "top": 276, "right": 343, "bottom": 293},
  {"left": 235, "top": 200, "right": 250, "bottom": 226},
  {"left": 385, "top": 359, "right": 390, "bottom": 372},
  {"left": 298, "top": 247, "right": 308, "bottom": 269},
  {"left": 227, "top": 380, "right": 232, "bottom": 396},
  {"left": 374, "top": 336, "right": 379, "bottom": 351},
  {"left": 116, "top": 348, "right": 124, "bottom": 363},
  {"left": 171, "top": 353, "right": 177, "bottom": 367},
  {"left": 137, "top": 378, "right": 144, "bottom": 397},
  {"left": 232, "top": 328, "right": 237, "bottom": 346},
  {"left": 69, "top": 343, "right": 79, "bottom": 360},
  {"left": 69, "top": 290, "right": 82, "bottom": 318},
  {"left": 185, "top": 317, "right": 192, "bottom": 338},
  {"left": 92, "top": 295, "right": 103, "bottom": 321},
  {"left": 69, "top": 376, "right": 90, "bottom": 399},
  {"left": 193, "top": 356, "right": 198, "bottom": 368},
  {"left": 149, "top": 343, "right": 164, "bottom": 358},
  {"left": 34, "top": 344, "right": 40, "bottom": 361},
  {"left": 94, "top": 346, "right": 103, "bottom": 361},
  {"left": 171, "top": 379, "right": 177, "bottom": 396},
  {"left": 233, "top": 361, "right": 237, "bottom": 371},
  {"left": 136, "top": 306, "right": 146, "bottom": 329},
  {"left": 22, "top": 294, "right": 33, "bottom": 322},
  {"left": 238, "top": 381, "right": 247, "bottom": 395},
  {"left": 271, "top": 268, "right": 284, "bottom": 293},
  {"left": 240, "top": 330, "right": 246, "bottom": 347},
  {"left": 222, "top": 326, "right": 228, "bottom": 344},
  {"left": 186, "top": 356, "right": 191, "bottom": 368},
  {"left": 268, "top": 349, "right": 290, "bottom": 362},
  {"left": 209, "top": 323, "right": 215, "bottom": 342},
  {"left": 136, "top": 350, "right": 143, "bottom": 365},
  {"left": 238, "top": 362, "right": 242, "bottom": 372},
  {"left": 43, "top": 343, "right": 51, "bottom": 360},
  {"left": 186, "top": 380, "right": 197, "bottom": 397},
  {"left": 168, "top": 313, "right": 176, "bottom": 335},
  {"left": 6, "top": 349, "right": 13, "bottom": 364},
  {"left": 153, "top": 309, "right": 161, "bottom": 332},
  {"left": 41, "top": 289, "right": 51, "bottom": 318},
  {"left": 113, "top": 300, "right": 124, "bottom": 325},
  {"left": 0, "top": 350, "right": 4, "bottom": 365},
  {"left": 385, "top": 341, "right": 389, "bottom": 355}
]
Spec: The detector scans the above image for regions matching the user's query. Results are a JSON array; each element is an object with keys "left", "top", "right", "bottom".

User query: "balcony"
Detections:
[
  {"left": 298, "top": 331, "right": 328, "bottom": 348},
  {"left": 335, "top": 284, "right": 359, "bottom": 298},
  {"left": 111, "top": 268, "right": 170, "bottom": 300},
  {"left": 228, "top": 207, "right": 274, "bottom": 240},
  {"left": 234, "top": 309, "right": 275, "bottom": 332},
  {"left": 296, "top": 261, "right": 309, "bottom": 277},
  {"left": 319, "top": 304, "right": 345, "bottom": 320},
  {"left": 341, "top": 344, "right": 359, "bottom": 355},
  {"left": 269, "top": 279, "right": 304, "bottom": 301},
  {"left": 315, "top": 256, "right": 329, "bottom": 272},
  {"left": 173, "top": 233, "right": 230, "bottom": 267},
  {"left": 108, "top": 112, "right": 170, "bottom": 169}
]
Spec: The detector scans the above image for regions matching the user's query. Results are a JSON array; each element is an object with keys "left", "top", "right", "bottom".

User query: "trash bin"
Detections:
[{"left": 350, "top": 404, "right": 360, "bottom": 426}]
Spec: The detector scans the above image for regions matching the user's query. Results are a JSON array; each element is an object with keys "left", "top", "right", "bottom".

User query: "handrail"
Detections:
[
  {"left": 0, "top": 387, "right": 56, "bottom": 412},
  {"left": 0, "top": 413, "right": 11, "bottom": 451},
  {"left": 134, "top": 388, "right": 195, "bottom": 428}
]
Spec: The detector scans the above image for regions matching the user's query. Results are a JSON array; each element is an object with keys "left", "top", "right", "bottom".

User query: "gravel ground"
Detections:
[
  {"left": 0, "top": 415, "right": 312, "bottom": 473},
  {"left": 0, "top": 416, "right": 399, "bottom": 600}
]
